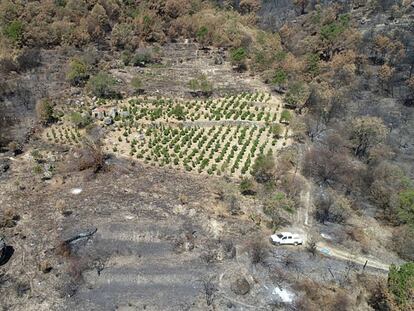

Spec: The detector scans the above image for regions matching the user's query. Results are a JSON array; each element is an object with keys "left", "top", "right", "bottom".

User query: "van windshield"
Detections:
[{"left": 277, "top": 234, "right": 283, "bottom": 238}]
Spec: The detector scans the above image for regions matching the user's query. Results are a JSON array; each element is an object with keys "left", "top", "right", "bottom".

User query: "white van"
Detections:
[{"left": 270, "top": 232, "right": 303, "bottom": 246}]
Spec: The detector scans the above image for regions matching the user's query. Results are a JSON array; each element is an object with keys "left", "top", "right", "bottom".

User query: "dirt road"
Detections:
[{"left": 316, "top": 241, "right": 390, "bottom": 272}]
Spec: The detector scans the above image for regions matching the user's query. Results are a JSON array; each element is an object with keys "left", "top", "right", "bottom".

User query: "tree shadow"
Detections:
[{"left": 0, "top": 246, "right": 14, "bottom": 266}]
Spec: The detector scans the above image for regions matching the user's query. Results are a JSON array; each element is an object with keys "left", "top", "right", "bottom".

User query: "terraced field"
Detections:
[
  {"left": 43, "top": 92, "right": 290, "bottom": 177},
  {"left": 105, "top": 92, "right": 290, "bottom": 177}
]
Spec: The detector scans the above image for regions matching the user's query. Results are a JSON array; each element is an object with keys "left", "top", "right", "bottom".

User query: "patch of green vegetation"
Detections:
[
  {"left": 240, "top": 177, "right": 256, "bottom": 195},
  {"left": 196, "top": 26, "right": 208, "bottom": 42},
  {"left": 4, "top": 20, "right": 23, "bottom": 44},
  {"left": 306, "top": 53, "right": 320, "bottom": 77},
  {"left": 188, "top": 74, "right": 213, "bottom": 94},
  {"left": 271, "top": 68, "right": 287, "bottom": 85},
  {"left": 70, "top": 112, "right": 92, "bottom": 129},
  {"left": 251, "top": 150, "right": 275, "bottom": 183},
  {"left": 284, "top": 82, "right": 309, "bottom": 108},
  {"left": 320, "top": 14, "right": 350, "bottom": 43},
  {"left": 66, "top": 58, "right": 89, "bottom": 86},
  {"left": 87, "top": 72, "right": 120, "bottom": 99},
  {"left": 398, "top": 189, "right": 414, "bottom": 228},
  {"left": 231, "top": 47, "right": 247, "bottom": 63},
  {"left": 388, "top": 262, "right": 414, "bottom": 308},
  {"left": 280, "top": 110, "right": 292, "bottom": 123},
  {"left": 131, "top": 51, "right": 153, "bottom": 66}
]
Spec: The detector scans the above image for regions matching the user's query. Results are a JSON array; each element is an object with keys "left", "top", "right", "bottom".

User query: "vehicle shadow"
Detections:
[{"left": 0, "top": 246, "right": 14, "bottom": 266}]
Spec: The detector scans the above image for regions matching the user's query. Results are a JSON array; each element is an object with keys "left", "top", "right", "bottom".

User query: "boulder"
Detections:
[
  {"left": 0, "top": 160, "right": 10, "bottom": 173},
  {"left": 231, "top": 277, "right": 250, "bottom": 295},
  {"left": 103, "top": 117, "right": 113, "bottom": 126}
]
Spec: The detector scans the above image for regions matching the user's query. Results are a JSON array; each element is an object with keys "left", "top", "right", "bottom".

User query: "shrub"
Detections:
[
  {"left": 16, "top": 48, "right": 41, "bottom": 71},
  {"left": 69, "top": 112, "right": 92, "bottom": 129},
  {"left": 320, "top": 14, "right": 350, "bottom": 43},
  {"left": 280, "top": 110, "right": 292, "bottom": 123},
  {"left": 251, "top": 150, "right": 275, "bottom": 183},
  {"left": 271, "top": 68, "right": 287, "bottom": 85},
  {"left": 231, "top": 47, "right": 247, "bottom": 64},
  {"left": 35, "top": 100, "right": 54, "bottom": 125},
  {"left": 66, "top": 58, "right": 89, "bottom": 86},
  {"left": 4, "top": 20, "right": 23, "bottom": 44},
  {"left": 388, "top": 263, "right": 414, "bottom": 308},
  {"left": 131, "top": 76, "right": 144, "bottom": 94},
  {"left": 131, "top": 51, "right": 153, "bottom": 67},
  {"left": 188, "top": 74, "right": 213, "bottom": 95},
  {"left": 284, "top": 82, "right": 309, "bottom": 109},
  {"left": 398, "top": 189, "right": 414, "bottom": 228},
  {"left": 270, "top": 124, "right": 283, "bottom": 138},
  {"left": 77, "top": 139, "right": 104, "bottom": 173},
  {"left": 248, "top": 241, "right": 268, "bottom": 265},
  {"left": 86, "top": 72, "right": 120, "bottom": 99},
  {"left": 240, "top": 177, "right": 256, "bottom": 195},
  {"left": 196, "top": 26, "right": 208, "bottom": 43}
]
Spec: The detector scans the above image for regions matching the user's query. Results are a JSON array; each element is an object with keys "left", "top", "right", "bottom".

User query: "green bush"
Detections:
[
  {"left": 271, "top": 68, "right": 287, "bottom": 85},
  {"left": 35, "top": 100, "right": 54, "bottom": 125},
  {"left": 188, "top": 74, "right": 213, "bottom": 94},
  {"left": 196, "top": 26, "right": 208, "bottom": 42},
  {"left": 320, "top": 14, "right": 350, "bottom": 43},
  {"left": 284, "top": 82, "right": 309, "bottom": 108},
  {"left": 131, "top": 51, "right": 153, "bottom": 66},
  {"left": 240, "top": 177, "right": 256, "bottom": 195},
  {"left": 66, "top": 58, "right": 89, "bottom": 86},
  {"left": 4, "top": 20, "right": 23, "bottom": 44},
  {"left": 131, "top": 76, "right": 143, "bottom": 94},
  {"left": 70, "top": 112, "right": 92, "bottom": 129},
  {"left": 306, "top": 53, "right": 320, "bottom": 77},
  {"left": 388, "top": 262, "right": 414, "bottom": 308},
  {"left": 231, "top": 47, "right": 247, "bottom": 64},
  {"left": 270, "top": 124, "right": 283, "bottom": 138},
  {"left": 251, "top": 150, "right": 275, "bottom": 183},
  {"left": 87, "top": 72, "right": 120, "bottom": 99},
  {"left": 280, "top": 110, "right": 292, "bottom": 123},
  {"left": 398, "top": 189, "right": 414, "bottom": 228}
]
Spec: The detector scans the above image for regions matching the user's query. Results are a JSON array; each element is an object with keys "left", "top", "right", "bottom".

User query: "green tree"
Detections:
[
  {"left": 66, "top": 58, "right": 89, "bottom": 86},
  {"left": 86, "top": 72, "right": 120, "bottom": 99},
  {"left": 398, "top": 189, "right": 414, "bottom": 228},
  {"left": 284, "top": 82, "right": 310, "bottom": 109},
  {"left": 306, "top": 53, "right": 320, "bottom": 77},
  {"left": 350, "top": 116, "right": 387, "bottom": 158},
  {"left": 35, "top": 100, "right": 54, "bottom": 125},
  {"left": 70, "top": 112, "right": 92, "bottom": 129},
  {"left": 251, "top": 150, "right": 275, "bottom": 183},
  {"left": 388, "top": 262, "right": 414, "bottom": 308},
  {"left": 320, "top": 14, "right": 350, "bottom": 43}
]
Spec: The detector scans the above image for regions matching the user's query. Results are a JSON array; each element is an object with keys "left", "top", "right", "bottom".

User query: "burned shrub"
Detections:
[
  {"left": 314, "top": 191, "right": 351, "bottom": 225},
  {"left": 77, "top": 139, "right": 105, "bottom": 173},
  {"left": 227, "top": 195, "right": 241, "bottom": 215},
  {"left": 248, "top": 240, "right": 268, "bottom": 265},
  {"left": 16, "top": 48, "right": 41, "bottom": 71},
  {"left": 0, "top": 58, "right": 18, "bottom": 75}
]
